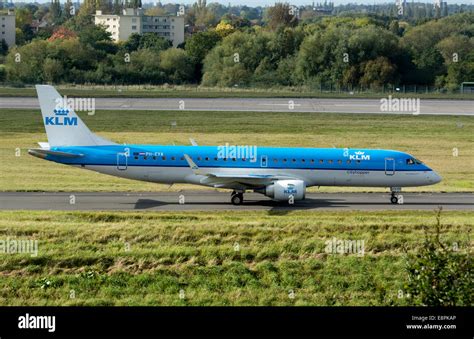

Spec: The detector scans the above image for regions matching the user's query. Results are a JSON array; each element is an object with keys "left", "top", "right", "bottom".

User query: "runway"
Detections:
[
  {"left": 1, "top": 97, "right": 474, "bottom": 115},
  {"left": 0, "top": 192, "right": 473, "bottom": 211}
]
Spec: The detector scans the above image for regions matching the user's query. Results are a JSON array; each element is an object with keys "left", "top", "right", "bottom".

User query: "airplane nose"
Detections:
[{"left": 429, "top": 171, "right": 442, "bottom": 184}]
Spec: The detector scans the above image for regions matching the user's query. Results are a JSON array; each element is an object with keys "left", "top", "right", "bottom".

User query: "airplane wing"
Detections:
[{"left": 183, "top": 154, "right": 299, "bottom": 188}]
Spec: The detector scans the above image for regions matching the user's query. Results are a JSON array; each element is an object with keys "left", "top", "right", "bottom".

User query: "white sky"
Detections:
[{"left": 13, "top": 0, "right": 474, "bottom": 6}]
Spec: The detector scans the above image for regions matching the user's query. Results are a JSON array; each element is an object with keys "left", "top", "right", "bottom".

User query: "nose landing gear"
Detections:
[
  {"left": 390, "top": 194, "right": 399, "bottom": 204},
  {"left": 390, "top": 187, "right": 401, "bottom": 204}
]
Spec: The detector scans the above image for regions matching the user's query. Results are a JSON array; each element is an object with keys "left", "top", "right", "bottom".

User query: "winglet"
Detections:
[{"left": 189, "top": 138, "right": 198, "bottom": 146}]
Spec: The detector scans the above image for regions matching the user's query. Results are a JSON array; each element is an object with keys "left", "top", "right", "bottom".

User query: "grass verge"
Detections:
[{"left": 0, "top": 210, "right": 471, "bottom": 306}]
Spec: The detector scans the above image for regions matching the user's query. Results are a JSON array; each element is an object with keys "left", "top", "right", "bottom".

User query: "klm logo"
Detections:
[
  {"left": 284, "top": 184, "right": 297, "bottom": 194},
  {"left": 349, "top": 151, "right": 370, "bottom": 161},
  {"left": 45, "top": 109, "right": 78, "bottom": 126}
]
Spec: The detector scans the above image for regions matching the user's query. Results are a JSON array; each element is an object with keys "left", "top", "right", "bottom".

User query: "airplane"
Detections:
[{"left": 28, "top": 85, "right": 442, "bottom": 206}]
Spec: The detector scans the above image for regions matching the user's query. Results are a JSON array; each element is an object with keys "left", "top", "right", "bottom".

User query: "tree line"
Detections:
[{"left": 0, "top": 3, "right": 473, "bottom": 91}]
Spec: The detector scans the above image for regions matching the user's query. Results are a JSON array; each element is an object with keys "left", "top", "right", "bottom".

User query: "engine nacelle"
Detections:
[{"left": 262, "top": 180, "right": 306, "bottom": 201}]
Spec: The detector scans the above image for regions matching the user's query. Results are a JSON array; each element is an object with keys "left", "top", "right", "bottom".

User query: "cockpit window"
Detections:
[{"left": 406, "top": 158, "right": 423, "bottom": 165}]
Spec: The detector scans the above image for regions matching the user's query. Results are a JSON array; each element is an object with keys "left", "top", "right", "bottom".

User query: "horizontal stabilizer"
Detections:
[{"left": 28, "top": 148, "right": 84, "bottom": 159}]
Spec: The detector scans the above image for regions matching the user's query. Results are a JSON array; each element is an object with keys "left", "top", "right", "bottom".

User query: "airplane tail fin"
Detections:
[{"left": 35, "top": 85, "right": 116, "bottom": 147}]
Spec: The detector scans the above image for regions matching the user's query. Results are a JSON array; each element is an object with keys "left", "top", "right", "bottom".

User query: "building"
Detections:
[
  {"left": 0, "top": 9, "right": 15, "bottom": 48},
  {"left": 31, "top": 19, "right": 48, "bottom": 33},
  {"left": 94, "top": 8, "right": 184, "bottom": 47}
]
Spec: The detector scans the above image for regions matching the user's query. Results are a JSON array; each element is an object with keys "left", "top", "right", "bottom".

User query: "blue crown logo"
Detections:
[{"left": 54, "top": 108, "right": 69, "bottom": 116}]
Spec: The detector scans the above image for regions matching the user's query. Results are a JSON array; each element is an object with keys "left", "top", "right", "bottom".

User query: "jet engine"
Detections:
[{"left": 259, "top": 180, "right": 306, "bottom": 201}]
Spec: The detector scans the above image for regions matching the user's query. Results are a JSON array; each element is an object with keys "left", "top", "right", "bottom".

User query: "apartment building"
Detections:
[
  {"left": 94, "top": 8, "right": 184, "bottom": 47},
  {"left": 0, "top": 9, "right": 15, "bottom": 48}
]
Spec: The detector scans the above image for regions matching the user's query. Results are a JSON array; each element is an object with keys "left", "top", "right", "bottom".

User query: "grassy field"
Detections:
[
  {"left": 0, "top": 210, "right": 471, "bottom": 306},
  {"left": 0, "top": 109, "right": 473, "bottom": 192},
  {"left": 0, "top": 85, "right": 473, "bottom": 99}
]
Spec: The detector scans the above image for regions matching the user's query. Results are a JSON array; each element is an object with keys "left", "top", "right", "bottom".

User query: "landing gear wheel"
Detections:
[
  {"left": 390, "top": 195, "right": 398, "bottom": 204},
  {"left": 231, "top": 193, "right": 243, "bottom": 206}
]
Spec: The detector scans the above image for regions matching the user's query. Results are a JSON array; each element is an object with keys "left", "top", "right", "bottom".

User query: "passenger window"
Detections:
[
  {"left": 319, "top": 159, "right": 323, "bottom": 163},
  {"left": 153, "top": 156, "right": 156, "bottom": 160},
  {"left": 292, "top": 159, "right": 296, "bottom": 163},
  {"left": 338, "top": 160, "right": 342, "bottom": 164},
  {"left": 346, "top": 160, "right": 351, "bottom": 164},
  {"left": 180, "top": 157, "right": 184, "bottom": 161},
  {"left": 171, "top": 157, "right": 175, "bottom": 161},
  {"left": 162, "top": 156, "right": 166, "bottom": 160},
  {"left": 310, "top": 159, "right": 314, "bottom": 163},
  {"left": 328, "top": 160, "right": 333, "bottom": 164},
  {"left": 134, "top": 156, "right": 138, "bottom": 160},
  {"left": 197, "top": 157, "right": 202, "bottom": 161},
  {"left": 273, "top": 158, "right": 278, "bottom": 163},
  {"left": 301, "top": 159, "right": 305, "bottom": 163},
  {"left": 242, "top": 158, "right": 246, "bottom": 162},
  {"left": 283, "top": 159, "right": 287, "bottom": 163},
  {"left": 205, "top": 157, "right": 209, "bottom": 161}
]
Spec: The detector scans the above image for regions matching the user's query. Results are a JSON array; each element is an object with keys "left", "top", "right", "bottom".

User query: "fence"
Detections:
[{"left": 0, "top": 82, "right": 472, "bottom": 96}]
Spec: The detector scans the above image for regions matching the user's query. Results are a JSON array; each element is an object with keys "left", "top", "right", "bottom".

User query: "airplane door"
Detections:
[
  {"left": 260, "top": 155, "right": 268, "bottom": 168},
  {"left": 117, "top": 153, "right": 128, "bottom": 171},
  {"left": 385, "top": 158, "right": 395, "bottom": 176}
]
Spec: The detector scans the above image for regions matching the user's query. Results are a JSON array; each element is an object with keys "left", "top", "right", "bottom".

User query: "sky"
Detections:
[
  {"left": 15, "top": 0, "right": 474, "bottom": 6},
  {"left": 151, "top": 0, "right": 474, "bottom": 5}
]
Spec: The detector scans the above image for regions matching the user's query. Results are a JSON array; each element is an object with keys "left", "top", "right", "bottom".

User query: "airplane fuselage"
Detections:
[{"left": 38, "top": 145, "right": 441, "bottom": 189}]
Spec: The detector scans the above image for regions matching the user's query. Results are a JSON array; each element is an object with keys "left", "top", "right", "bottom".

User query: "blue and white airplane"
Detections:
[{"left": 29, "top": 85, "right": 441, "bottom": 205}]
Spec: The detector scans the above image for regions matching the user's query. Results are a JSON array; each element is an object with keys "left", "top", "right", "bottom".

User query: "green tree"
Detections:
[
  {"left": 138, "top": 33, "right": 172, "bottom": 51},
  {"left": 265, "top": 3, "right": 298, "bottom": 31},
  {"left": 5, "top": 40, "right": 49, "bottom": 83},
  {"left": 15, "top": 7, "right": 33, "bottom": 28},
  {"left": 185, "top": 30, "right": 221, "bottom": 80},
  {"left": 202, "top": 31, "right": 272, "bottom": 87},
  {"left": 436, "top": 35, "right": 474, "bottom": 66},
  {"left": 123, "top": 33, "right": 142, "bottom": 52},
  {"left": 359, "top": 56, "right": 397, "bottom": 88},
  {"left": 389, "top": 20, "right": 400, "bottom": 36},
  {"left": 404, "top": 209, "right": 473, "bottom": 306},
  {"left": 42, "top": 57, "right": 64, "bottom": 83},
  {"left": 50, "top": 0, "right": 62, "bottom": 24},
  {"left": 78, "top": 25, "right": 112, "bottom": 47},
  {"left": 159, "top": 48, "right": 194, "bottom": 84},
  {"left": 63, "top": 0, "right": 75, "bottom": 20},
  {"left": 113, "top": 0, "right": 122, "bottom": 15}
]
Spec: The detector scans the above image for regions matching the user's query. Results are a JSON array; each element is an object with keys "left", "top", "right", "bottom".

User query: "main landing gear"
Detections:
[
  {"left": 231, "top": 191, "right": 244, "bottom": 205},
  {"left": 390, "top": 187, "right": 401, "bottom": 204}
]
